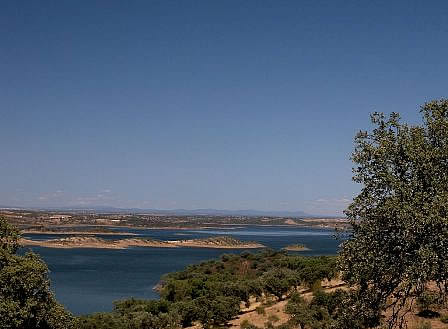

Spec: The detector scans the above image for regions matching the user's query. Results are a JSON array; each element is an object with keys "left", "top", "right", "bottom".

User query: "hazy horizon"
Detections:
[
  {"left": 0, "top": 204, "right": 324, "bottom": 217},
  {"left": 2, "top": 1, "right": 447, "bottom": 216}
]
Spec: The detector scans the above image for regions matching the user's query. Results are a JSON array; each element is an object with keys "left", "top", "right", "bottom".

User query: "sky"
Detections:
[{"left": 1, "top": 1, "right": 447, "bottom": 215}]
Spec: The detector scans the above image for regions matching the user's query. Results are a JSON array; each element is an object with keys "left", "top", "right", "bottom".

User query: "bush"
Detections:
[
  {"left": 240, "top": 319, "right": 261, "bottom": 329},
  {"left": 440, "top": 314, "right": 448, "bottom": 324},
  {"left": 221, "top": 254, "right": 231, "bottom": 262},
  {"left": 77, "top": 313, "right": 123, "bottom": 329},
  {"left": 417, "top": 291, "right": 440, "bottom": 312},
  {"left": 256, "top": 306, "right": 266, "bottom": 315},
  {"left": 414, "top": 321, "right": 432, "bottom": 329},
  {"left": 267, "top": 314, "right": 280, "bottom": 323},
  {"left": 263, "top": 298, "right": 276, "bottom": 307},
  {"left": 264, "top": 321, "right": 275, "bottom": 329}
]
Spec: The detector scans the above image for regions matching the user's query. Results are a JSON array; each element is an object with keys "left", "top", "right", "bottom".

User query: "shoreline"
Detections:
[
  {"left": 22, "top": 230, "right": 137, "bottom": 236},
  {"left": 20, "top": 236, "right": 266, "bottom": 250},
  {"left": 22, "top": 221, "right": 347, "bottom": 231},
  {"left": 282, "top": 246, "right": 310, "bottom": 252}
]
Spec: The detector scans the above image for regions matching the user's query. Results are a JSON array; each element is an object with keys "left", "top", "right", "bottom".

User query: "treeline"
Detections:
[{"left": 78, "top": 250, "right": 338, "bottom": 329}]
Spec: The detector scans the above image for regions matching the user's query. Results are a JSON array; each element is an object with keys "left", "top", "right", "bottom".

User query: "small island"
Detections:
[
  {"left": 21, "top": 236, "right": 266, "bottom": 250},
  {"left": 176, "top": 236, "right": 265, "bottom": 249},
  {"left": 282, "top": 244, "right": 310, "bottom": 251}
]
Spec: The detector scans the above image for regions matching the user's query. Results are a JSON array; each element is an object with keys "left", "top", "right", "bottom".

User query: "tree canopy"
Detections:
[
  {"left": 338, "top": 99, "right": 448, "bottom": 328},
  {"left": 0, "top": 217, "right": 76, "bottom": 329}
]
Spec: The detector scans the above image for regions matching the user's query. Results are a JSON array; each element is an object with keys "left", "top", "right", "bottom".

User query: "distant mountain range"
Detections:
[{"left": 0, "top": 205, "right": 312, "bottom": 217}]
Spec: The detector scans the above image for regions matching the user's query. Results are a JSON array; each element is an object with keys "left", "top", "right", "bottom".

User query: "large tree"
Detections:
[
  {"left": 0, "top": 217, "right": 76, "bottom": 329},
  {"left": 338, "top": 99, "right": 448, "bottom": 329}
]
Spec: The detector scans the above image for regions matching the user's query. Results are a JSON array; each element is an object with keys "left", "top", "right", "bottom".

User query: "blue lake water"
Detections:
[{"left": 22, "top": 226, "right": 343, "bottom": 315}]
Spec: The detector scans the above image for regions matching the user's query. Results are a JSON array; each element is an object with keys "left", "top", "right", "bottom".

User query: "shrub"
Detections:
[
  {"left": 440, "top": 314, "right": 448, "bottom": 324},
  {"left": 263, "top": 298, "right": 276, "bottom": 307},
  {"left": 267, "top": 314, "right": 280, "bottom": 323},
  {"left": 414, "top": 321, "right": 432, "bottom": 329},
  {"left": 417, "top": 291, "right": 440, "bottom": 312},
  {"left": 256, "top": 306, "right": 266, "bottom": 315},
  {"left": 221, "top": 254, "right": 231, "bottom": 262},
  {"left": 240, "top": 319, "right": 261, "bottom": 329},
  {"left": 264, "top": 321, "right": 275, "bottom": 329}
]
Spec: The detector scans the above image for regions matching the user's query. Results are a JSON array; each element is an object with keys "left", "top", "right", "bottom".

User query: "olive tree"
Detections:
[
  {"left": 261, "top": 268, "right": 297, "bottom": 300},
  {"left": 0, "top": 217, "right": 76, "bottom": 329},
  {"left": 337, "top": 99, "right": 448, "bottom": 329},
  {"left": 285, "top": 293, "right": 316, "bottom": 329}
]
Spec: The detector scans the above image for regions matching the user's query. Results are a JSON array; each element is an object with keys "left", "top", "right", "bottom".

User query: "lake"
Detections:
[{"left": 22, "top": 225, "right": 342, "bottom": 315}]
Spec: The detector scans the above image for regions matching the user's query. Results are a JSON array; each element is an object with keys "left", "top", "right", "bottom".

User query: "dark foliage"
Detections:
[{"left": 0, "top": 217, "right": 76, "bottom": 329}]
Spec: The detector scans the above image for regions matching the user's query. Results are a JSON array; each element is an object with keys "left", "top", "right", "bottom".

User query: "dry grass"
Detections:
[{"left": 185, "top": 278, "right": 448, "bottom": 329}]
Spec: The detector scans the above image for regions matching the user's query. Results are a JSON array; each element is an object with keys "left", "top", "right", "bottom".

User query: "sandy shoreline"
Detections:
[{"left": 21, "top": 236, "right": 266, "bottom": 250}]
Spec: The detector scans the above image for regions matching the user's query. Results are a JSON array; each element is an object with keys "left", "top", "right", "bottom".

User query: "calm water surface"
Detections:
[{"left": 23, "top": 226, "right": 342, "bottom": 315}]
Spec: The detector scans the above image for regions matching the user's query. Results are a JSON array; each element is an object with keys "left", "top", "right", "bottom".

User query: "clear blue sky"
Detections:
[{"left": 1, "top": 1, "right": 447, "bottom": 215}]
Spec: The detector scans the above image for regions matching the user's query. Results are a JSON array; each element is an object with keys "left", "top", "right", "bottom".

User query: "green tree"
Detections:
[
  {"left": 79, "top": 298, "right": 181, "bottom": 329},
  {"left": 192, "top": 294, "right": 240, "bottom": 328},
  {"left": 338, "top": 99, "right": 448, "bottom": 329},
  {"left": 77, "top": 313, "right": 123, "bottom": 329},
  {"left": 261, "top": 268, "right": 296, "bottom": 300},
  {"left": 285, "top": 293, "right": 317, "bottom": 329},
  {"left": 310, "top": 289, "right": 347, "bottom": 320},
  {"left": 416, "top": 290, "right": 443, "bottom": 316},
  {"left": 0, "top": 217, "right": 76, "bottom": 329},
  {"left": 171, "top": 300, "right": 199, "bottom": 327}
]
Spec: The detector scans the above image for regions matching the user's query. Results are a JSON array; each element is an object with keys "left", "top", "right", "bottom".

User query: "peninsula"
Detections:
[{"left": 21, "top": 236, "right": 266, "bottom": 250}]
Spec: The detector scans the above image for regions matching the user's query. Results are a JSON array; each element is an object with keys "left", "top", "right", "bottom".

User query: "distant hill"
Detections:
[
  {"left": 0, "top": 205, "right": 311, "bottom": 217},
  {"left": 136, "top": 208, "right": 312, "bottom": 217}
]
